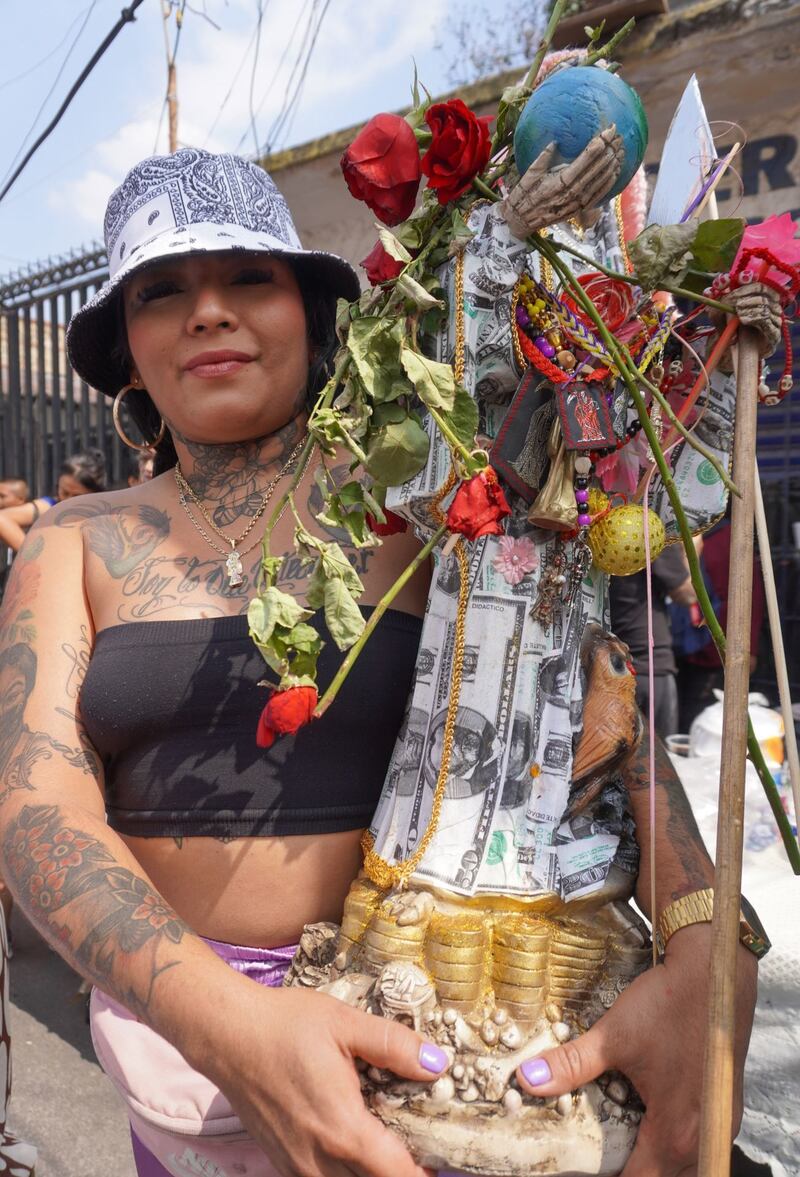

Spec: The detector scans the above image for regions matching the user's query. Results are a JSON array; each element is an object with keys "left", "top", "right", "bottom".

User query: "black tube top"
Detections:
[{"left": 80, "top": 608, "right": 422, "bottom": 838}]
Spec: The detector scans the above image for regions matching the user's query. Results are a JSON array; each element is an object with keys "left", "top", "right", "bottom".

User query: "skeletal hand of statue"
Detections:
[
  {"left": 726, "top": 281, "right": 783, "bottom": 358},
  {"left": 501, "top": 126, "right": 625, "bottom": 238}
]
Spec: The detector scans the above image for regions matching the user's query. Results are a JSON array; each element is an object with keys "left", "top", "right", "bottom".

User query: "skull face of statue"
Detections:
[{"left": 374, "top": 961, "right": 436, "bottom": 1031}]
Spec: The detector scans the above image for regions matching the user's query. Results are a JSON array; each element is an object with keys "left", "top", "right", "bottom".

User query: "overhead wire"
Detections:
[
  {"left": 238, "top": 0, "right": 312, "bottom": 153},
  {"left": 0, "top": 0, "right": 99, "bottom": 191},
  {"left": 0, "top": 0, "right": 148, "bottom": 206},
  {"left": 0, "top": 4, "right": 95, "bottom": 95},
  {"left": 203, "top": 21, "right": 262, "bottom": 147},
  {"left": 263, "top": 0, "right": 332, "bottom": 154}
]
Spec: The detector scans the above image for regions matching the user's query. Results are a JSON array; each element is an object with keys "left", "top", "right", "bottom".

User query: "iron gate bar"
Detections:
[
  {"left": 21, "top": 308, "right": 33, "bottom": 489},
  {"left": 62, "top": 290, "right": 76, "bottom": 460},
  {"left": 50, "top": 294, "right": 63, "bottom": 480},
  {"left": 35, "top": 300, "right": 46, "bottom": 496},
  {"left": 5, "top": 315, "right": 21, "bottom": 486}
]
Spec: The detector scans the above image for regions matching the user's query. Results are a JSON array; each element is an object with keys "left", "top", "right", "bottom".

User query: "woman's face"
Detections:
[
  {"left": 123, "top": 252, "right": 310, "bottom": 445},
  {"left": 57, "top": 473, "right": 93, "bottom": 500}
]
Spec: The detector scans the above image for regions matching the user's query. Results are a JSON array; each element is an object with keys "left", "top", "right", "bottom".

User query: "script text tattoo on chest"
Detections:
[{"left": 55, "top": 500, "right": 374, "bottom": 619}]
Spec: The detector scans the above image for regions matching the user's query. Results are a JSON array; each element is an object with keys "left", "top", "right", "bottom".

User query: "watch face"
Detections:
[{"left": 740, "top": 895, "right": 771, "bottom": 959}]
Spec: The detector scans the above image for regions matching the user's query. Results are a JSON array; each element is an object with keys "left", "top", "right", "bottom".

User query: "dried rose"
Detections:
[
  {"left": 361, "top": 240, "right": 405, "bottom": 286},
  {"left": 421, "top": 99, "right": 492, "bottom": 205},
  {"left": 256, "top": 685, "right": 318, "bottom": 748},
  {"left": 341, "top": 114, "right": 421, "bottom": 226},
  {"left": 446, "top": 467, "right": 511, "bottom": 541},
  {"left": 366, "top": 509, "right": 408, "bottom": 536}
]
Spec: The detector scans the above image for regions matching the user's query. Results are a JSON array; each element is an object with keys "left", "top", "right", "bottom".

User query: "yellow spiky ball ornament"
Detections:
[{"left": 586, "top": 489, "right": 665, "bottom": 575}]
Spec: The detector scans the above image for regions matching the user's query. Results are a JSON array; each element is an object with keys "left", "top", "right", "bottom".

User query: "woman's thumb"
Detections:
[
  {"left": 346, "top": 1008, "right": 450, "bottom": 1084},
  {"left": 516, "top": 1023, "right": 610, "bottom": 1097}
]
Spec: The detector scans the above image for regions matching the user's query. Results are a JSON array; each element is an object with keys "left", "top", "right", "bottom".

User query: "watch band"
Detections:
[
  {"left": 656, "top": 888, "right": 771, "bottom": 959},
  {"left": 656, "top": 888, "right": 714, "bottom": 956}
]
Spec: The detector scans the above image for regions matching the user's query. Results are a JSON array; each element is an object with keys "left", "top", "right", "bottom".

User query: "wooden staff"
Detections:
[{"left": 697, "top": 327, "right": 761, "bottom": 1176}]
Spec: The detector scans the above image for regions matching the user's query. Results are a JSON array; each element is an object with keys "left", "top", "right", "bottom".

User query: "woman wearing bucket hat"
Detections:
[{"left": 0, "top": 149, "right": 442, "bottom": 1177}]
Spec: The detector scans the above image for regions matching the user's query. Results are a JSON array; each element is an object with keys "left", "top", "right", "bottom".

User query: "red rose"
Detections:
[
  {"left": 446, "top": 467, "right": 511, "bottom": 541},
  {"left": 366, "top": 509, "right": 408, "bottom": 536},
  {"left": 256, "top": 685, "right": 318, "bottom": 748},
  {"left": 361, "top": 241, "right": 405, "bottom": 287},
  {"left": 341, "top": 114, "right": 421, "bottom": 226},
  {"left": 421, "top": 99, "right": 493, "bottom": 205}
]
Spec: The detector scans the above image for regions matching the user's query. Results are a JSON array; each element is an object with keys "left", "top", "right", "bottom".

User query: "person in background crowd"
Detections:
[
  {"left": 0, "top": 448, "right": 107, "bottom": 552},
  {"left": 0, "top": 480, "right": 30, "bottom": 510},
  {"left": 610, "top": 544, "right": 697, "bottom": 739},
  {"left": 674, "top": 510, "right": 766, "bottom": 732},
  {"left": 127, "top": 447, "right": 156, "bottom": 487}
]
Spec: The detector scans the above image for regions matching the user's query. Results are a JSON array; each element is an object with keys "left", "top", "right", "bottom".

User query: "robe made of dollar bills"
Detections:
[{"left": 370, "top": 202, "right": 733, "bottom": 904}]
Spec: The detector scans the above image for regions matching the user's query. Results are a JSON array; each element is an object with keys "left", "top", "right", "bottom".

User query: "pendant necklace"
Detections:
[{"left": 174, "top": 435, "right": 307, "bottom": 587}]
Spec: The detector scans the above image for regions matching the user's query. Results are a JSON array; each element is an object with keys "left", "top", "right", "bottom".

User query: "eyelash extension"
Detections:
[
  {"left": 234, "top": 267, "right": 274, "bottom": 284},
  {"left": 137, "top": 281, "right": 179, "bottom": 303}
]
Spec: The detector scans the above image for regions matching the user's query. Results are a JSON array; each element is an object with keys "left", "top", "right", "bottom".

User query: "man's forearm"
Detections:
[{"left": 623, "top": 731, "right": 714, "bottom": 918}]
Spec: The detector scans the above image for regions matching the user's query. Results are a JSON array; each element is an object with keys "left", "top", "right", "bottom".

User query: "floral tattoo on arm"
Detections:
[{"left": 4, "top": 804, "right": 188, "bottom": 1015}]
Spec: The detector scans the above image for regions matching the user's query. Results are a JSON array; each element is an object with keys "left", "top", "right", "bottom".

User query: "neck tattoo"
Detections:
[{"left": 174, "top": 428, "right": 308, "bottom": 588}]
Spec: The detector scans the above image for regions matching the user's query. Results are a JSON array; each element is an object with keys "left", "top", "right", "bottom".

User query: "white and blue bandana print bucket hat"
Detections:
[{"left": 67, "top": 148, "right": 360, "bottom": 395}]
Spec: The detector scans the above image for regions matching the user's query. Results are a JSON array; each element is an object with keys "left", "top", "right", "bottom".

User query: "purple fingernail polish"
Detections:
[
  {"left": 419, "top": 1042, "right": 448, "bottom": 1074},
  {"left": 520, "top": 1058, "right": 552, "bottom": 1087}
]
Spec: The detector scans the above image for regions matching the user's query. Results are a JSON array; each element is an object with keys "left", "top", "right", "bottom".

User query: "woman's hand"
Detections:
[
  {"left": 210, "top": 983, "right": 446, "bottom": 1177},
  {"left": 501, "top": 126, "right": 624, "bottom": 239},
  {"left": 515, "top": 924, "right": 757, "bottom": 1176}
]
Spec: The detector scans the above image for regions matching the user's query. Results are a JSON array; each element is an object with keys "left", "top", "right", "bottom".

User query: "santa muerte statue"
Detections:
[{"left": 248, "top": 12, "right": 799, "bottom": 1176}]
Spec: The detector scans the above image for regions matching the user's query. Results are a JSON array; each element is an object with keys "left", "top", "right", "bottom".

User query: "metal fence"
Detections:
[{"left": 0, "top": 245, "right": 137, "bottom": 497}]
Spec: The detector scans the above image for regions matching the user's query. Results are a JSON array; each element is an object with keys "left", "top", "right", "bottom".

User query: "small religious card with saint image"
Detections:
[
  {"left": 490, "top": 367, "right": 557, "bottom": 503},
  {"left": 554, "top": 379, "right": 617, "bottom": 452}
]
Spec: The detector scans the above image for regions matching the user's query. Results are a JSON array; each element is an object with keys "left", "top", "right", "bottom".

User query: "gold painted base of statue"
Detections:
[{"left": 286, "top": 876, "right": 651, "bottom": 1176}]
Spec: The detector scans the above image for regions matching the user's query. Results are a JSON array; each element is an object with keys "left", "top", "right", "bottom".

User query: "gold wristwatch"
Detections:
[{"left": 655, "top": 888, "right": 771, "bottom": 959}]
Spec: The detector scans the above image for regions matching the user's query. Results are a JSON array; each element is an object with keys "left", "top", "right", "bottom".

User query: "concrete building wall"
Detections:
[{"left": 263, "top": 1, "right": 800, "bottom": 273}]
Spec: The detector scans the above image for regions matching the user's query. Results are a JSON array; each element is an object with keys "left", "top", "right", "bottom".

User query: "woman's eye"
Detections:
[
  {"left": 137, "top": 280, "right": 180, "bottom": 303},
  {"left": 234, "top": 267, "right": 274, "bottom": 285}
]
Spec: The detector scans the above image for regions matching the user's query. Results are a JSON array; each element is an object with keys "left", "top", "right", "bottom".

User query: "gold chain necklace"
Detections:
[{"left": 174, "top": 435, "right": 306, "bottom": 587}]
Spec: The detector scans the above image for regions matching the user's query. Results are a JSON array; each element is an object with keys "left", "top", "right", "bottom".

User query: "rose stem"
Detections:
[
  {"left": 523, "top": 0, "right": 573, "bottom": 91},
  {"left": 537, "top": 234, "right": 799, "bottom": 865},
  {"left": 584, "top": 17, "right": 636, "bottom": 67},
  {"left": 314, "top": 522, "right": 448, "bottom": 719},
  {"left": 472, "top": 182, "right": 735, "bottom": 488},
  {"left": 550, "top": 237, "right": 734, "bottom": 316}
]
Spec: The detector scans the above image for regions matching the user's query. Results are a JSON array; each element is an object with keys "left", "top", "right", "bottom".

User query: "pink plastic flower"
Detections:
[
  {"left": 732, "top": 213, "right": 800, "bottom": 288},
  {"left": 492, "top": 535, "right": 539, "bottom": 585},
  {"left": 595, "top": 433, "right": 649, "bottom": 495}
]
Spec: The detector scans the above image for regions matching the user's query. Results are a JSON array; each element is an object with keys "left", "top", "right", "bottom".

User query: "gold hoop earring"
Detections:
[{"left": 113, "top": 384, "right": 166, "bottom": 451}]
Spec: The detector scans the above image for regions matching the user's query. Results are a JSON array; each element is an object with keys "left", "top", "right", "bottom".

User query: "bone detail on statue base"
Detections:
[{"left": 286, "top": 880, "right": 650, "bottom": 1177}]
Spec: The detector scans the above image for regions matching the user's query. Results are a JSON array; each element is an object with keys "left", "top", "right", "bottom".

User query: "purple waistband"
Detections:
[{"left": 201, "top": 935, "right": 298, "bottom": 988}]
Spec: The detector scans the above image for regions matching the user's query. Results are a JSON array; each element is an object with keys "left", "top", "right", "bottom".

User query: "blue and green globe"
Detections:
[{"left": 513, "top": 65, "right": 648, "bottom": 203}]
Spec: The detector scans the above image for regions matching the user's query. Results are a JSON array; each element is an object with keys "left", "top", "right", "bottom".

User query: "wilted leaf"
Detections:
[
  {"left": 395, "top": 273, "right": 444, "bottom": 310},
  {"left": 401, "top": 345, "right": 456, "bottom": 411},
  {"left": 347, "top": 317, "right": 408, "bottom": 402},
  {"left": 628, "top": 222, "right": 697, "bottom": 291},
  {"left": 447, "top": 208, "right": 476, "bottom": 257},
  {"left": 365, "top": 414, "right": 430, "bottom": 486},
  {"left": 691, "top": 218, "right": 746, "bottom": 276},
  {"left": 324, "top": 577, "right": 366, "bottom": 651},
  {"left": 447, "top": 385, "right": 480, "bottom": 451},
  {"left": 377, "top": 227, "right": 412, "bottom": 263}
]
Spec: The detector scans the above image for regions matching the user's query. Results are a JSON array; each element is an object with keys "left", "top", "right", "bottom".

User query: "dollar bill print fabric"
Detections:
[{"left": 374, "top": 202, "right": 735, "bottom": 903}]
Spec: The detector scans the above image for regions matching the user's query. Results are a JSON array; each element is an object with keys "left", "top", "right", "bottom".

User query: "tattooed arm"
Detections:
[
  {"left": 0, "top": 510, "right": 441, "bottom": 1177},
  {"left": 517, "top": 730, "right": 756, "bottom": 1176},
  {"left": 623, "top": 730, "right": 715, "bottom": 913},
  {"left": 0, "top": 514, "right": 249, "bottom": 1059}
]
